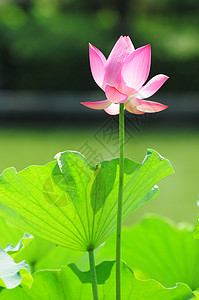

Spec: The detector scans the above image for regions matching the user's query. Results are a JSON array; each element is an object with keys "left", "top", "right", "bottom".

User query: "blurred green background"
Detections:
[
  {"left": 0, "top": 0, "right": 199, "bottom": 91},
  {"left": 0, "top": 0, "right": 198, "bottom": 227}
]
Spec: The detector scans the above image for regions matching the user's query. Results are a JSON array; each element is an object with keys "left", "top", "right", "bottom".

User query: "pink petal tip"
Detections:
[{"left": 81, "top": 100, "right": 111, "bottom": 110}]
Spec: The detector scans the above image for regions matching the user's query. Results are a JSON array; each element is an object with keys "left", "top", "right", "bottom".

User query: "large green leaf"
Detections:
[
  {"left": 0, "top": 215, "right": 61, "bottom": 273},
  {"left": 0, "top": 216, "right": 23, "bottom": 249},
  {"left": 0, "top": 213, "right": 87, "bottom": 273},
  {"left": 97, "top": 216, "right": 199, "bottom": 292},
  {"left": 0, "top": 150, "right": 173, "bottom": 251},
  {"left": 0, "top": 234, "right": 32, "bottom": 289},
  {"left": 194, "top": 291, "right": 199, "bottom": 299},
  {"left": 0, "top": 261, "right": 194, "bottom": 299},
  {"left": 15, "top": 236, "right": 88, "bottom": 273},
  {"left": 5, "top": 233, "right": 33, "bottom": 259}
]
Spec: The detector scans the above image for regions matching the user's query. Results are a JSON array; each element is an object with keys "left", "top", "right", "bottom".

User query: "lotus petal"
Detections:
[
  {"left": 81, "top": 100, "right": 111, "bottom": 110},
  {"left": 105, "top": 85, "right": 128, "bottom": 103},
  {"left": 130, "top": 98, "right": 168, "bottom": 113},
  {"left": 107, "top": 36, "right": 135, "bottom": 64},
  {"left": 139, "top": 74, "right": 169, "bottom": 99},
  {"left": 104, "top": 103, "right": 120, "bottom": 115},
  {"left": 125, "top": 100, "right": 145, "bottom": 114},
  {"left": 89, "top": 43, "right": 106, "bottom": 89},
  {"left": 121, "top": 45, "right": 151, "bottom": 91},
  {"left": 105, "top": 36, "right": 135, "bottom": 89}
]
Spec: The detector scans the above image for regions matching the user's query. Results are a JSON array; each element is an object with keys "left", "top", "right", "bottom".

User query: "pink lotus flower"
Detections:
[{"left": 81, "top": 36, "right": 168, "bottom": 115}]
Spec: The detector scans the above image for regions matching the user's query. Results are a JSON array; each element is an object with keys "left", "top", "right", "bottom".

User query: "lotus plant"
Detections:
[
  {"left": 0, "top": 35, "right": 173, "bottom": 300},
  {"left": 82, "top": 35, "right": 169, "bottom": 300}
]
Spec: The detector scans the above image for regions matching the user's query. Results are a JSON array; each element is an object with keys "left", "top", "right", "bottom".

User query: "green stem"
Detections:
[
  {"left": 88, "top": 249, "right": 99, "bottom": 300},
  {"left": 116, "top": 103, "right": 125, "bottom": 300}
]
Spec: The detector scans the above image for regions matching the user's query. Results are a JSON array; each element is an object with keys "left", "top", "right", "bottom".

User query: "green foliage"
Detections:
[
  {"left": 0, "top": 234, "right": 32, "bottom": 289},
  {"left": 0, "top": 262, "right": 195, "bottom": 299},
  {"left": 135, "top": 14, "right": 199, "bottom": 60},
  {"left": 97, "top": 216, "right": 199, "bottom": 292},
  {"left": 193, "top": 218, "right": 199, "bottom": 240},
  {"left": 0, "top": 2, "right": 199, "bottom": 90},
  {"left": 0, "top": 215, "right": 87, "bottom": 273},
  {"left": 4, "top": 233, "right": 33, "bottom": 259},
  {"left": 194, "top": 291, "right": 199, "bottom": 299},
  {"left": 15, "top": 235, "right": 88, "bottom": 273},
  {"left": 0, "top": 5, "right": 27, "bottom": 29},
  {"left": 1, "top": 148, "right": 195, "bottom": 299},
  {"left": 0, "top": 216, "right": 24, "bottom": 249},
  {"left": 0, "top": 150, "right": 173, "bottom": 252},
  {"left": 1, "top": 215, "right": 198, "bottom": 298}
]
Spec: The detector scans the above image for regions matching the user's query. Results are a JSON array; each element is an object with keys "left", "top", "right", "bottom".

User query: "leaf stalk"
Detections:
[{"left": 88, "top": 249, "right": 99, "bottom": 300}]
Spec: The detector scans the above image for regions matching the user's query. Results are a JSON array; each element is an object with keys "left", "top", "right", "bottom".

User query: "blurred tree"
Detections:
[
  {"left": 17, "top": 0, "right": 33, "bottom": 13},
  {"left": 115, "top": 0, "right": 129, "bottom": 35},
  {"left": 0, "top": 43, "right": 14, "bottom": 89},
  {"left": 0, "top": 0, "right": 198, "bottom": 91}
]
